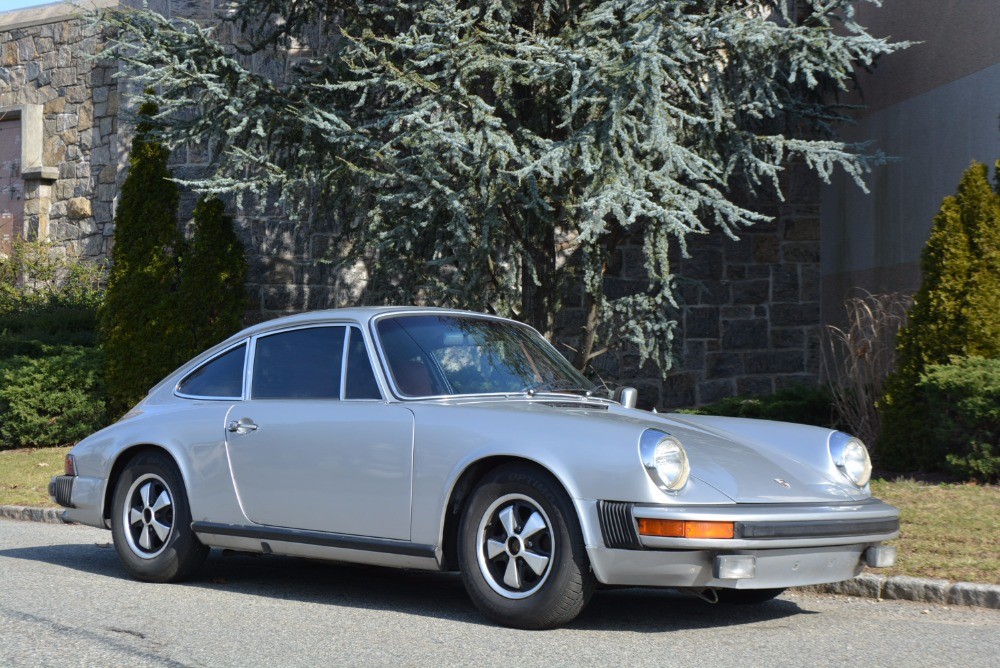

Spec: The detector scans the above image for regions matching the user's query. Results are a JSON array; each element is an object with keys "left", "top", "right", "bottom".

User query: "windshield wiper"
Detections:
[{"left": 521, "top": 379, "right": 597, "bottom": 396}]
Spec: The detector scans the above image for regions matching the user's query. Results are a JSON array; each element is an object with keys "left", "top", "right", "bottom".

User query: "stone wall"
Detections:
[
  {"left": 582, "top": 164, "right": 823, "bottom": 409},
  {"left": 0, "top": 0, "right": 120, "bottom": 259}
]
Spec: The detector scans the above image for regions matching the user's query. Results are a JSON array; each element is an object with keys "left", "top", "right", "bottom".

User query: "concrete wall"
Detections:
[{"left": 821, "top": 1, "right": 1000, "bottom": 326}]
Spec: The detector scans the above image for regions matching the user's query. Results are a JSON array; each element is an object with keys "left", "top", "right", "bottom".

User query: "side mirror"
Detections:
[{"left": 614, "top": 386, "right": 638, "bottom": 409}]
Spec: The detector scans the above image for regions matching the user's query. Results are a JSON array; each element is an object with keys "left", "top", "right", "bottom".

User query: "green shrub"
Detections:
[
  {"left": 0, "top": 240, "right": 104, "bottom": 358},
  {"left": 0, "top": 346, "right": 107, "bottom": 449},
  {"left": 173, "top": 196, "right": 247, "bottom": 362},
  {"left": 0, "top": 241, "right": 108, "bottom": 447},
  {"left": 99, "top": 104, "right": 249, "bottom": 416},
  {"left": 98, "top": 101, "right": 184, "bottom": 416},
  {"left": 680, "top": 385, "right": 837, "bottom": 429},
  {"left": 0, "top": 306, "right": 99, "bottom": 352},
  {"left": 881, "top": 161, "right": 1000, "bottom": 472},
  {"left": 0, "top": 240, "right": 104, "bottom": 313},
  {"left": 917, "top": 358, "right": 1000, "bottom": 483}
]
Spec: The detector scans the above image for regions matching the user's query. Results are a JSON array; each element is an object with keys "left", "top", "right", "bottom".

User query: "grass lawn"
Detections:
[
  {"left": 0, "top": 447, "right": 71, "bottom": 507},
  {"left": 1, "top": 448, "right": 997, "bottom": 584},
  {"left": 869, "top": 478, "right": 1000, "bottom": 584}
]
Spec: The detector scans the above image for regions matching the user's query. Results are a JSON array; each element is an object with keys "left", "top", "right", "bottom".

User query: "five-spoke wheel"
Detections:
[
  {"left": 122, "top": 473, "right": 175, "bottom": 558},
  {"left": 459, "top": 465, "right": 595, "bottom": 629},
  {"left": 477, "top": 494, "right": 554, "bottom": 599},
  {"left": 111, "top": 450, "right": 208, "bottom": 582}
]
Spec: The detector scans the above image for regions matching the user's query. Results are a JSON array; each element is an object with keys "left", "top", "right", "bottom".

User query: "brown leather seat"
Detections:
[{"left": 395, "top": 359, "right": 434, "bottom": 396}]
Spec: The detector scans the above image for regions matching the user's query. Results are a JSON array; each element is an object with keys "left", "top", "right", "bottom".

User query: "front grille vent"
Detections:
[{"left": 597, "top": 501, "right": 641, "bottom": 549}]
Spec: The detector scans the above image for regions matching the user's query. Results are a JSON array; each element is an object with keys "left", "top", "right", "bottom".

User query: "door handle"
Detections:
[{"left": 227, "top": 419, "right": 258, "bottom": 433}]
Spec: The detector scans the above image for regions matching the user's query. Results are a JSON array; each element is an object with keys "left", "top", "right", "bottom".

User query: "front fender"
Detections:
[{"left": 406, "top": 402, "right": 734, "bottom": 548}]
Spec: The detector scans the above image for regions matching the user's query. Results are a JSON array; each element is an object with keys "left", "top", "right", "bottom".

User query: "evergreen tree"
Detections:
[
  {"left": 175, "top": 196, "right": 248, "bottom": 362},
  {"left": 104, "top": 1, "right": 905, "bottom": 372},
  {"left": 880, "top": 161, "right": 1000, "bottom": 471},
  {"left": 99, "top": 101, "right": 183, "bottom": 415}
]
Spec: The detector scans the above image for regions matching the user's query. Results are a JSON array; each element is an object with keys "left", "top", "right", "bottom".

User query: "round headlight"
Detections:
[
  {"left": 829, "top": 433, "right": 872, "bottom": 487},
  {"left": 640, "top": 431, "right": 690, "bottom": 492}
]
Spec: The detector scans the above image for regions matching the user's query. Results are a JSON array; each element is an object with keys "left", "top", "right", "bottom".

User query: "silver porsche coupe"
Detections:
[{"left": 50, "top": 307, "right": 899, "bottom": 628}]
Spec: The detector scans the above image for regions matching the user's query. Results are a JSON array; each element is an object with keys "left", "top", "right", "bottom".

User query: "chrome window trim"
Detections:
[
  {"left": 247, "top": 322, "right": 350, "bottom": 401},
  {"left": 339, "top": 328, "right": 351, "bottom": 399},
  {"left": 173, "top": 339, "right": 249, "bottom": 401},
  {"left": 342, "top": 326, "right": 386, "bottom": 402}
]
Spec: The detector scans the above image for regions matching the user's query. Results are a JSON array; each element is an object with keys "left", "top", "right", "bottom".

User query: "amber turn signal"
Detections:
[
  {"left": 637, "top": 518, "right": 735, "bottom": 539},
  {"left": 64, "top": 454, "right": 77, "bottom": 477}
]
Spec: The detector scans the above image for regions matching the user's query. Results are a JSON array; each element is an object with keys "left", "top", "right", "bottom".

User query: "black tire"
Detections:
[
  {"left": 457, "top": 464, "right": 595, "bottom": 629},
  {"left": 716, "top": 588, "right": 786, "bottom": 605},
  {"left": 110, "top": 450, "right": 208, "bottom": 583}
]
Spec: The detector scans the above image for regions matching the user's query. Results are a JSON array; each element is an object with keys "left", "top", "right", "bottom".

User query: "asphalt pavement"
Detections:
[{"left": 2, "top": 519, "right": 998, "bottom": 668}]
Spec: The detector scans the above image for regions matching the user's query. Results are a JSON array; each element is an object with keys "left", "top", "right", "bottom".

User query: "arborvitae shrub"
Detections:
[
  {"left": 918, "top": 358, "right": 1000, "bottom": 483},
  {"left": 880, "top": 161, "right": 1000, "bottom": 473},
  {"left": 99, "top": 106, "right": 249, "bottom": 417},
  {"left": 98, "top": 101, "right": 183, "bottom": 416},
  {"left": 174, "top": 196, "right": 247, "bottom": 361}
]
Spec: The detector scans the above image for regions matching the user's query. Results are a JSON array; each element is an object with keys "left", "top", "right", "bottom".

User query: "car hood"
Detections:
[{"left": 427, "top": 396, "right": 864, "bottom": 503}]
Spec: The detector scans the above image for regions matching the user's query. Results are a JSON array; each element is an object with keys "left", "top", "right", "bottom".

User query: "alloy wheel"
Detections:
[
  {"left": 122, "top": 473, "right": 174, "bottom": 559},
  {"left": 476, "top": 493, "right": 554, "bottom": 599}
]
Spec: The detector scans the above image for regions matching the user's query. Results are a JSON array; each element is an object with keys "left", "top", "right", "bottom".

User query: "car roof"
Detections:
[
  {"left": 222, "top": 305, "right": 508, "bottom": 345},
  {"left": 143, "top": 306, "right": 517, "bottom": 402}
]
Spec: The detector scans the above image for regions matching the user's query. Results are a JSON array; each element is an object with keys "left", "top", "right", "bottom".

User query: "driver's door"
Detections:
[{"left": 225, "top": 324, "right": 414, "bottom": 540}]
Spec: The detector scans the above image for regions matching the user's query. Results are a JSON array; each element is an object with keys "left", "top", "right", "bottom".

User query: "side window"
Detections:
[
  {"left": 345, "top": 329, "right": 382, "bottom": 400},
  {"left": 177, "top": 343, "right": 246, "bottom": 398},
  {"left": 252, "top": 326, "right": 345, "bottom": 399}
]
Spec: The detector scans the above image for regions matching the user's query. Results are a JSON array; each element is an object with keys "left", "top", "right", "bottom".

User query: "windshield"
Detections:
[{"left": 375, "top": 314, "right": 598, "bottom": 398}]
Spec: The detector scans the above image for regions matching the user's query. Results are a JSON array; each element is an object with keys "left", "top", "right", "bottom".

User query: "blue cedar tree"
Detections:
[{"left": 103, "top": 1, "right": 905, "bottom": 373}]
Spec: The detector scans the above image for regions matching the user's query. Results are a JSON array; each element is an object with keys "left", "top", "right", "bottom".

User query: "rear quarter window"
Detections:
[{"left": 176, "top": 343, "right": 247, "bottom": 398}]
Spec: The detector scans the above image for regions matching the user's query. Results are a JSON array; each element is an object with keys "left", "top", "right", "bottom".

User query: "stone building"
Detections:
[
  {"left": 0, "top": 0, "right": 855, "bottom": 409},
  {"left": 0, "top": 0, "right": 119, "bottom": 258}
]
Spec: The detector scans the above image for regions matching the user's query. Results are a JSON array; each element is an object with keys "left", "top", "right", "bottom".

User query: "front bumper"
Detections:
[
  {"left": 587, "top": 543, "right": 878, "bottom": 589},
  {"left": 586, "top": 498, "right": 899, "bottom": 589}
]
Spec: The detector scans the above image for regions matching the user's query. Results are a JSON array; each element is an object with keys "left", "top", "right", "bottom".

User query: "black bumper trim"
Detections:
[
  {"left": 735, "top": 517, "right": 900, "bottom": 539},
  {"left": 190, "top": 521, "right": 437, "bottom": 559},
  {"left": 597, "top": 501, "right": 642, "bottom": 549},
  {"left": 48, "top": 476, "right": 75, "bottom": 508}
]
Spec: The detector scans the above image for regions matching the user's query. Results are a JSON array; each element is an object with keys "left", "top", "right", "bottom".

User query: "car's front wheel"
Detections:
[
  {"left": 110, "top": 450, "right": 208, "bottom": 583},
  {"left": 458, "top": 464, "right": 595, "bottom": 629}
]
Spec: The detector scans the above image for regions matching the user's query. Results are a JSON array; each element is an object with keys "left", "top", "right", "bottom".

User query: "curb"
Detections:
[
  {"left": 3, "top": 505, "right": 997, "bottom": 610},
  {"left": 796, "top": 573, "right": 1000, "bottom": 610},
  {"left": 0, "top": 504, "right": 69, "bottom": 524}
]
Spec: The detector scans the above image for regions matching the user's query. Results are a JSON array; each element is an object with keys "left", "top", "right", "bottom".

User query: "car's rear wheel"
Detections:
[
  {"left": 110, "top": 450, "right": 208, "bottom": 583},
  {"left": 458, "top": 464, "right": 595, "bottom": 629},
  {"left": 716, "top": 588, "right": 786, "bottom": 604}
]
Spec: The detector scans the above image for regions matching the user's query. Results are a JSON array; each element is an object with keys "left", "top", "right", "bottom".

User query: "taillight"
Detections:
[{"left": 64, "top": 454, "right": 77, "bottom": 477}]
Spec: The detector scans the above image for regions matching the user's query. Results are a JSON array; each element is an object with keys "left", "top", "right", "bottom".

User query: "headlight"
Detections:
[
  {"left": 829, "top": 432, "right": 872, "bottom": 487},
  {"left": 640, "top": 430, "right": 690, "bottom": 492}
]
